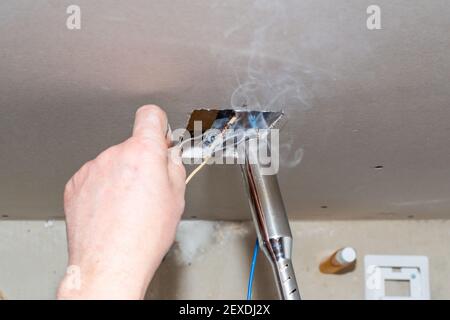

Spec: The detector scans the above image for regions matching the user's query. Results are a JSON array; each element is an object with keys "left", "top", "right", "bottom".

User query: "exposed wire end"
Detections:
[{"left": 185, "top": 156, "right": 210, "bottom": 185}]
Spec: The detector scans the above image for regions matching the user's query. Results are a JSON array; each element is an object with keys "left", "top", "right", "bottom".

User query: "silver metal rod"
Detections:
[{"left": 240, "top": 145, "right": 301, "bottom": 300}]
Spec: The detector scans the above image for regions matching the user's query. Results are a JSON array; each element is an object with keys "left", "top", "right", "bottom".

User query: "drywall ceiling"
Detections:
[{"left": 1, "top": 0, "right": 450, "bottom": 220}]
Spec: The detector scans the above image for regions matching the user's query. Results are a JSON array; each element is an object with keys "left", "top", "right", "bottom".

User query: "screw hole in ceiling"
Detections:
[{"left": 374, "top": 165, "right": 384, "bottom": 170}]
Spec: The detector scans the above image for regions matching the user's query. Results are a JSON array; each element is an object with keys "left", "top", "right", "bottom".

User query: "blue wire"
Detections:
[{"left": 246, "top": 238, "right": 259, "bottom": 300}]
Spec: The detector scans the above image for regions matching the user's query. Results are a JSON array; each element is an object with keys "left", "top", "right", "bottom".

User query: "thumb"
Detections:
[{"left": 133, "top": 105, "right": 168, "bottom": 142}]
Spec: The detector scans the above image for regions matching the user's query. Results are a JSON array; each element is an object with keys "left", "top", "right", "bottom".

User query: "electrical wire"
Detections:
[
  {"left": 184, "top": 116, "right": 238, "bottom": 185},
  {"left": 184, "top": 133, "right": 245, "bottom": 185},
  {"left": 185, "top": 156, "right": 210, "bottom": 185},
  {"left": 246, "top": 238, "right": 259, "bottom": 300}
]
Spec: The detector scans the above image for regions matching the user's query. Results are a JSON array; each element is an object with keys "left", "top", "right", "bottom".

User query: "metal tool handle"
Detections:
[
  {"left": 240, "top": 144, "right": 301, "bottom": 300},
  {"left": 275, "top": 259, "right": 301, "bottom": 299}
]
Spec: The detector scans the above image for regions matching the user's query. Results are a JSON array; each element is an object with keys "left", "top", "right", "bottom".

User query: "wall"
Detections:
[{"left": 0, "top": 220, "right": 449, "bottom": 299}]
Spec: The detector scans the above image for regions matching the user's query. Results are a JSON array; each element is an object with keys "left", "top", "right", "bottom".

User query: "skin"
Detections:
[{"left": 57, "top": 105, "right": 186, "bottom": 299}]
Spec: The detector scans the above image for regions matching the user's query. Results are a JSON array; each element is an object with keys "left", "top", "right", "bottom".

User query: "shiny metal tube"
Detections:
[{"left": 240, "top": 145, "right": 301, "bottom": 300}]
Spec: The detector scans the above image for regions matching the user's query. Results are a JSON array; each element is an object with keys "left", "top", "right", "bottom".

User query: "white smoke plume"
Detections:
[{"left": 213, "top": 0, "right": 316, "bottom": 168}]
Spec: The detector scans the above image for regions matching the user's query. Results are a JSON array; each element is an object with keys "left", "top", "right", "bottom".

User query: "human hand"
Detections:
[{"left": 57, "top": 105, "right": 186, "bottom": 299}]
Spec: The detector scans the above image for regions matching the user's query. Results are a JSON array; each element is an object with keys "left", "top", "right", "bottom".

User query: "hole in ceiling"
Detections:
[
  {"left": 374, "top": 165, "right": 384, "bottom": 169},
  {"left": 320, "top": 205, "right": 328, "bottom": 209}
]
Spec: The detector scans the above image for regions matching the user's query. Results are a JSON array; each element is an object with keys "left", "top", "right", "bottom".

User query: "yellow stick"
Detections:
[{"left": 185, "top": 116, "right": 237, "bottom": 185}]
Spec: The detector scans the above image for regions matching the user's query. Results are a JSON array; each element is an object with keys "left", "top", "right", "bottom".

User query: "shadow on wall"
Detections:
[{"left": 144, "top": 221, "right": 278, "bottom": 300}]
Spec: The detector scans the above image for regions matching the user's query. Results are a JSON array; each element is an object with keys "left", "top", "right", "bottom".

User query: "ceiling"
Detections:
[{"left": 1, "top": 0, "right": 450, "bottom": 220}]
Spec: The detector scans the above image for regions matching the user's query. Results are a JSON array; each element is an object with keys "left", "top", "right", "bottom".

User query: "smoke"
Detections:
[
  {"left": 215, "top": 0, "right": 314, "bottom": 168},
  {"left": 279, "top": 138, "right": 305, "bottom": 168}
]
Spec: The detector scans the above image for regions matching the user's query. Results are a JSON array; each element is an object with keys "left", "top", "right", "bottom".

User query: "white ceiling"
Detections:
[{"left": 1, "top": 0, "right": 450, "bottom": 220}]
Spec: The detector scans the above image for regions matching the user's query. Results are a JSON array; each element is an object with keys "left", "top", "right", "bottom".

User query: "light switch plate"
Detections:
[{"left": 364, "top": 255, "right": 430, "bottom": 300}]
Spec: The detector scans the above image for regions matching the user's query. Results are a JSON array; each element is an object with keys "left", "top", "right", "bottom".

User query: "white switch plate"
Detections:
[{"left": 364, "top": 255, "right": 430, "bottom": 300}]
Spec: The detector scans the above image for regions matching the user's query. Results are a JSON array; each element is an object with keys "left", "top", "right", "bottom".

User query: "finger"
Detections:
[
  {"left": 166, "top": 123, "right": 173, "bottom": 146},
  {"left": 133, "top": 105, "right": 169, "bottom": 144},
  {"left": 168, "top": 146, "right": 186, "bottom": 190}
]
